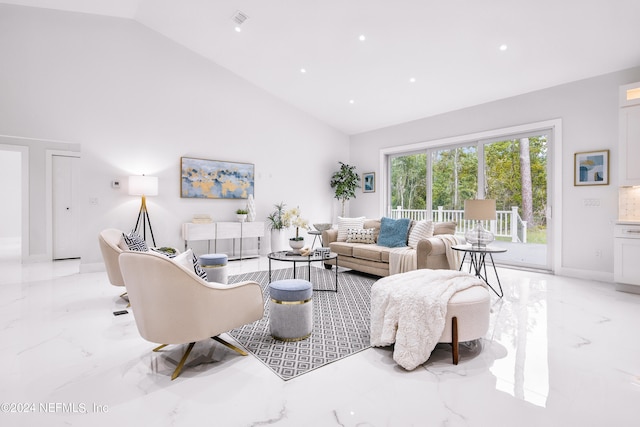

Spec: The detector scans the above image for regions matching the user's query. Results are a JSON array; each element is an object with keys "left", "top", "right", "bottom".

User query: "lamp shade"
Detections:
[
  {"left": 464, "top": 199, "right": 496, "bottom": 221},
  {"left": 128, "top": 175, "right": 158, "bottom": 196}
]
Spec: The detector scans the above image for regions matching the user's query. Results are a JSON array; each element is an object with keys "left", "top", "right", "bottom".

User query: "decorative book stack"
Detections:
[{"left": 192, "top": 214, "right": 212, "bottom": 224}]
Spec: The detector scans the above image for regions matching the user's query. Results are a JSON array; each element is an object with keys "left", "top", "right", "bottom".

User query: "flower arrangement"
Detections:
[{"left": 282, "top": 206, "right": 309, "bottom": 241}]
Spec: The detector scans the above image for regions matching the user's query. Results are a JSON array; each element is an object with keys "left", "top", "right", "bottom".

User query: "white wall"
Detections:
[
  {"left": 349, "top": 66, "right": 640, "bottom": 279},
  {"left": 0, "top": 150, "right": 21, "bottom": 238},
  {"left": 0, "top": 5, "right": 349, "bottom": 267}
]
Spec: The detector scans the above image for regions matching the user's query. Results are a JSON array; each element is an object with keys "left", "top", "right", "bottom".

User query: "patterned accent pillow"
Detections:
[
  {"left": 337, "top": 216, "right": 366, "bottom": 242},
  {"left": 172, "top": 249, "right": 208, "bottom": 280},
  {"left": 191, "top": 252, "right": 208, "bottom": 280},
  {"left": 408, "top": 221, "right": 435, "bottom": 248},
  {"left": 122, "top": 231, "right": 148, "bottom": 252},
  {"left": 346, "top": 228, "right": 376, "bottom": 244}
]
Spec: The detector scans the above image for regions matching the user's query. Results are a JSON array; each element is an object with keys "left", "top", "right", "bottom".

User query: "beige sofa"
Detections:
[{"left": 321, "top": 219, "right": 459, "bottom": 277}]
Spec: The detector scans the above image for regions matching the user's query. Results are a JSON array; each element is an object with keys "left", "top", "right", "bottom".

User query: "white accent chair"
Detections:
[
  {"left": 98, "top": 229, "right": 127, "bottom": 300},
  {"left": 118, "top": 251, "right": 264, "bottom": 380}
]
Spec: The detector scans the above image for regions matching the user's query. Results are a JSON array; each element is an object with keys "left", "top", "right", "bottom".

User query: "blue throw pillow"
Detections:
[{"left": 377, "top": 217, "right": 411, "bottom": 248}]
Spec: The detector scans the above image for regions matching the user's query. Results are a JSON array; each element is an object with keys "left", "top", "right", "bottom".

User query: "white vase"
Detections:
[
  {"left": 288, "top": 238, "right": 305, "bottom": 254},
  {"left": 270, "top": 229, "right": 287, "bottom": 253},
  {"left": 247, "top": 194, "right": 256, "bottom": 222}
]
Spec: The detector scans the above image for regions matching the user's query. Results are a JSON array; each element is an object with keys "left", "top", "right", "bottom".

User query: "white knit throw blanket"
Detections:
[
  {"left": 370, "top": 269, "right": 485, "bottom": 370},
  {"left": 388, "top": 235, "right": 463, "bottom": 274},
  {"left": 437, "top": 234, "right": 463, "bottom": 270},
  {"left": 389, "top": 248, "right": 416, "bottom": 275}
]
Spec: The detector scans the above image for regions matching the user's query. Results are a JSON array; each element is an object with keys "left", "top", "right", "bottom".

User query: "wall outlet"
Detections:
[
  {"left": 89, "top": 197, "right": 98, "bottom": 205},
  {"left": 583, "top": 198, "right": 601, "bottom": 207},
  {"left": 111, "top": 180, "right": 120, "bottom": 189}
]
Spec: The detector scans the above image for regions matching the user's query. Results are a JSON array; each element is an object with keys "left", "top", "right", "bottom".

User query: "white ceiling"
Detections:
[{"left": 4, "top": 0, "right": 640, "bottom": 134}]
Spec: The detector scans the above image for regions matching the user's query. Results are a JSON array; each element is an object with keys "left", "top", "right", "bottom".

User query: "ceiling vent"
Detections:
[{"left": 232, "top": 10, "right": 249, "bottom": 26}]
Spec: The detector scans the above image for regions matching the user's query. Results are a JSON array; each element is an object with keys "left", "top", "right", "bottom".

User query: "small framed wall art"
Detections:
[
  {"left": 363, "top": 172, "right": 375, "bottom": 193},
  {"left": 574, "top": 150, "right": 609, "bottom": 186}
]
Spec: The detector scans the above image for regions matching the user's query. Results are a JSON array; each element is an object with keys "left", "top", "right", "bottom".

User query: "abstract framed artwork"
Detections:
[
  {"left": 181, "top": 157, "right": 254, "bottom": 199},
  {"left": 574, "top": 150, "right": 609, "bottom": 186},
  {"left": 363, "top": 172, "right": 375, "bottom": 193}
]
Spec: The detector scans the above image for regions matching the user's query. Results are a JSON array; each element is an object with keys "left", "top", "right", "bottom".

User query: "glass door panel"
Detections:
[
  {"left": 431, "top": 145, "right": 478, "bottom": 210},
  {"left": 389, "top": 152, "right": 427, "bottom": 220},
  {"left": 483, "top": 135, "right": 549, "bottom": 270}
]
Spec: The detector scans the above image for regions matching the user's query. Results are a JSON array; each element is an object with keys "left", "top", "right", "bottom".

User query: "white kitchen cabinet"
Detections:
[
  {"left": 614, "top": 222, "right": 640, "bottom": 287},
  {"left": 619, "top": 82, "right": 640, "bottom": 186}
]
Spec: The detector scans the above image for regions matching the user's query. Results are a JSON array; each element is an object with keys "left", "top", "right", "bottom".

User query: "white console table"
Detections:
[{"left": 182, "top": 221, "right": 264, "bottom": 260}]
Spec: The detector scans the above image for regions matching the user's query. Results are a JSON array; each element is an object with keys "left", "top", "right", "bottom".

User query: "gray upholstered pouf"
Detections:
[
  {"left": 198, "top": 253, "right": 228, "bottom": 284},
  {"left": 268, "top": 279, "right": 313, "bottom": 341}
]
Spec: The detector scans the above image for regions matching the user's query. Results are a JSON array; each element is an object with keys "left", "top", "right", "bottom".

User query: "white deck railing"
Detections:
[{"left": 390, "top": 206, "right": 527, "bottom": 243}]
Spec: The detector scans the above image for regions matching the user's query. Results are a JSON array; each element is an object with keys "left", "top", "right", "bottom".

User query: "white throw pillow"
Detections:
[
  {"left": 337, "top": 216, "right": 366, "bottom": 242},
  {"left": 346, "top": 228, "right": 376, "bottom": 244},
  {"left": 408, "top": 220, "right": 435, "bottom": 248},
  {"left": 172, "top": 248, "right": 194, "bottom": 271}
]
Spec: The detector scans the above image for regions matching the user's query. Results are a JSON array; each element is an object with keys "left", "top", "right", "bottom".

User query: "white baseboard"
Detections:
[
  {"left": 556, "top": 267, "right": 614, "bottom": 284},
  {"left": 23, "top": 254, "right": 51, "bottom": 263},
  {"left": 615, "top": 283, "right": 640, "bottom": 295}
]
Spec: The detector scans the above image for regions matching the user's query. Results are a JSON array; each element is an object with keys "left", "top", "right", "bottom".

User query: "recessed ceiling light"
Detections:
[
  {"left": 359, "top": 35, "right": 366, "bottom": 41},
  {"left": 499, "top": 44, "right": 508, "bottom": 51},
  {"left": 349, "top": 99, "right": 355, "bottom": 104},
  {"left": 409, "top": 77, "right": 416, "bottom": 83},
  {"left": 234, "top": 26, "right": 242, "bottom": 32},
  {"left": 300, "top": 68, "right": 307, "bottom": 74}
]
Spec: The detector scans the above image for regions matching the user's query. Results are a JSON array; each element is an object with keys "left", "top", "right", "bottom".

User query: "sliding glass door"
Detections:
[
  {"left": 482, "top": 134, "right": 549, "bottom": 269},
  {"left": 388, "top": 131, "right": 551, "bottom": 271}
]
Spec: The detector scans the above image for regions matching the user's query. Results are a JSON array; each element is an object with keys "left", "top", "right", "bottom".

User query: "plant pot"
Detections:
[
  {"left": 289, "top": 238, "right": 305, "bottom": 254},
  {"left": 270, "top": 229, "right": 287, "bottom": 253},
  {"left": 237, "top": 214, "right": 247, "bottom": 222}
]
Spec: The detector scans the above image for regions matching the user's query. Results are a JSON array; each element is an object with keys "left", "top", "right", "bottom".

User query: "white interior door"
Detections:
[{"left": 52, "top": 155, "right": 80, "bottom": 260}]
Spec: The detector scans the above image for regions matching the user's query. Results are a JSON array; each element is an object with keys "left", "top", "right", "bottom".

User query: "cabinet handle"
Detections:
[{"left": 625, "top": 230, "right": 640, "bottom": 234}]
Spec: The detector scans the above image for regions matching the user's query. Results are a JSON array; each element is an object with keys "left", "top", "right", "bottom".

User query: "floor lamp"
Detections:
[
  {"left": 129, "top": 175, "right": 158, "bottom": 247},
  {"left": 463, "top": 199, "right": 496, "bottom": 247}
]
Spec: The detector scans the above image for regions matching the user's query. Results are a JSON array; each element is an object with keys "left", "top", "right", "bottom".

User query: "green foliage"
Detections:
[
  {"left": 236, "top": 209, "right": 248, "bottom": 214},
  {"left": 431, "top": 146, "right": 478, "bottom": 210},
  {"left": 484, "top": 137, "right": 548, "bottom": 227},
  {"left": 330, "top": 162, "right": 360, "bottom": 214},
  {"left": 391, "top": 154, "right": 427, "bottom": 210},
  {"left": 266, "top": 202, "right": 286, "bottom": 230},
  {"left": 390, "top": 136, "right": 548, "bottom": 229}
]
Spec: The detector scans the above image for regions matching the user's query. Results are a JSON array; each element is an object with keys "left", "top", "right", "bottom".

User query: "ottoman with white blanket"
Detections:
[{"left": 370, "top": 269, "right": 490, "bottom": 370}]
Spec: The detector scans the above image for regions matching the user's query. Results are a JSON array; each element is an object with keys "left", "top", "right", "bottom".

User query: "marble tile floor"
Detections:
[{"left": 1, "top": 256, "right": 639, "bottom": 427}]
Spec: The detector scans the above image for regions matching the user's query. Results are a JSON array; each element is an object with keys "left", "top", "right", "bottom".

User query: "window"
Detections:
[{"left": 384, "top": 125, "right": 553, "bottom": 271}]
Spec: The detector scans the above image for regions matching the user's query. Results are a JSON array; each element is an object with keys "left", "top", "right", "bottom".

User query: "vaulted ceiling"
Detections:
[{"left": 3, "top": 0, "right": 640, "bottom": 134}]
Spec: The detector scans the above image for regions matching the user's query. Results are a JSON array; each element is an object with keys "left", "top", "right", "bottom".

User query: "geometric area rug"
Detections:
[{"left": 228, "top": 267, "right": 377, "bottom": 381}]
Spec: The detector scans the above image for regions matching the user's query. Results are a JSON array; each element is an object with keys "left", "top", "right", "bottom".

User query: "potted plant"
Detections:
[
  {"left": 282, "top": 206, "right": 309, "bottom": 254},
  {"left": 267, "top": 202, "right": 287, "bottom": 252},
  {"left": 330, "top": 161, "right": 360, "bottom": 217},
  {"left": 236, "top": 209, "right": 248, "bottom": 222}
]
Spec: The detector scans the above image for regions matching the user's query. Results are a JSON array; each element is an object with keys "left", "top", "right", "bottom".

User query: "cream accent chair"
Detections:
[
  {"left": 98, "top": 229, "right": 128, "bottom": 300},
  {"left": 118, "top": 251, "right": 264, "bottom": 380}
]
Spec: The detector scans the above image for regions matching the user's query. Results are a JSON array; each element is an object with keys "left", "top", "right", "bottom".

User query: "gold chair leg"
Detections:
[
  {"left": 119, "top": 292, "right": 131, "bottom": 308},
  {"left": 152, "top": 344, "right": 168, "bottom": 352},
  {"left": 212, "top": 336, "right": 248, "bottom": 356},
  {"left": 171, "top": 342, "right": 195, "bottom": 380}
]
